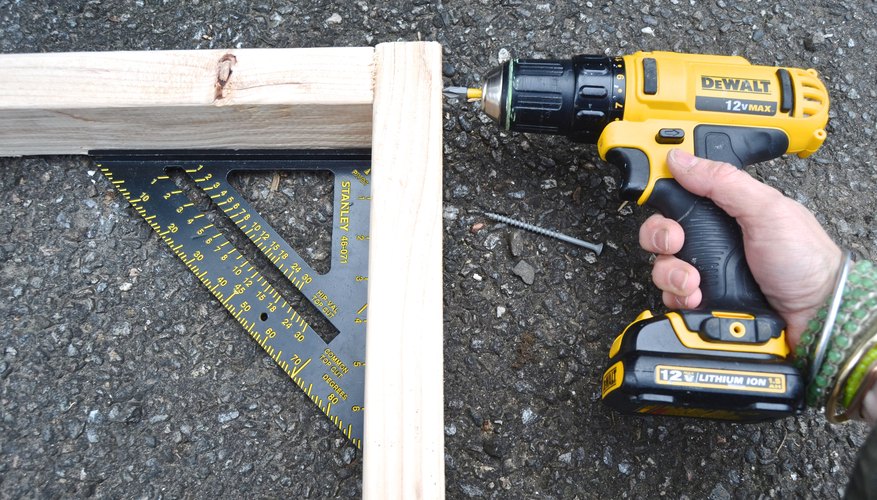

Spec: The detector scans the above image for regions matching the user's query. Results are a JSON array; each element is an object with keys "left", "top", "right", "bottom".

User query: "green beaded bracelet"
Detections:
[
  {"left": 843, "top": 346, "right": 877, "bottom": 407},
  {"left": 799, "top": 258, "right": 877, "bottom": 408}
]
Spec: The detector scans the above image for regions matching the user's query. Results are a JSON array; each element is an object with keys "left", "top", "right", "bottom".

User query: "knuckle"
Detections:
[{"left": 705, "top": 160, "right": 744, "bottom": 184}]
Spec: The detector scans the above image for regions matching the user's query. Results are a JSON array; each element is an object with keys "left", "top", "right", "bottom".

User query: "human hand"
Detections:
[{"left": 638, "top": 149, "right": 843, "bottom": 348}]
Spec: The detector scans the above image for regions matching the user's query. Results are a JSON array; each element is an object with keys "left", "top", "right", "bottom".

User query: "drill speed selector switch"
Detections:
[{"left": 454, "top": 50, "right": 829, "bottom": 421}]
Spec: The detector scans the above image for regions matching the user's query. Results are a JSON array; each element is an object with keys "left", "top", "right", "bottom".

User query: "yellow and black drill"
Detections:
[{"left": 448, "top": 51, "right": 830, "bottom": 421}]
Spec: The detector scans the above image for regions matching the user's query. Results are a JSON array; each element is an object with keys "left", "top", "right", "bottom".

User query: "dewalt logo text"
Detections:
[{"left": 701, "top": 76, "right": 771, "bottom": 94}]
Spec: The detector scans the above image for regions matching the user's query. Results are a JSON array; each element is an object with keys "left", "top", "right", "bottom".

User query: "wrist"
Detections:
[{"left": 781, "top": 244, "right": 843, "bottom": 350}]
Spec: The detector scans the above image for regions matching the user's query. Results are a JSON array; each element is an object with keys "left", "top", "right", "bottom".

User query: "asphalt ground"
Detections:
[{"left": 1, "top": 1, "right": 876, "bottom": 498}]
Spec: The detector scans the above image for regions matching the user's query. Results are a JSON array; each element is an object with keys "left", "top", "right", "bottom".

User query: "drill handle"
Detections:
[
  {"left": 606, "top": 125, "right": 793, "bottom": 312},
  {"left": 645, "top": 176, "right": 767, "bottom": 312}
]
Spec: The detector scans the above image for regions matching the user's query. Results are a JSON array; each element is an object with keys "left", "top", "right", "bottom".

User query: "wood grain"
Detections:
[
  {"left": 363, "top": 41, "right": 445, "bottom": 500},
  {"left": 0, "top": 48, "right": 374, "bottom": 155}
]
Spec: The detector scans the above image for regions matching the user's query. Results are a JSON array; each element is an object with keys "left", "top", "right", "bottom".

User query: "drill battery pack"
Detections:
[{"left": 601, "top": 309, "right": 805, "bottom": 422}]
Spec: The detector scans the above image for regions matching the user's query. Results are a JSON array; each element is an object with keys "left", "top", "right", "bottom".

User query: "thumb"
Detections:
[{"left": 666, "top": 148, "right": 782, "bottom": 219}]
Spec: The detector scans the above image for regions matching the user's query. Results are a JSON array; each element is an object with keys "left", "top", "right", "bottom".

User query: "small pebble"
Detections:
[
  {"left": 709, "top": 483, "right": 732, "bottom": 500},
  {"left": 483, "top": 233, "right": 502, "bottom": 250},
  {"left": 512, "top": 260, "right": 535, "bottom": 285},
  {"left": 218, "top": 410, "right": 240, "bottom": 423},
  {"left": 509, "top": 230, "right": 524, "bottom": 257},
  {"left": 540, "top": 179, "right": 557, "bottom": 190},
  {"left": 804, "top": 32, "right": 825, "bottom": 51}
]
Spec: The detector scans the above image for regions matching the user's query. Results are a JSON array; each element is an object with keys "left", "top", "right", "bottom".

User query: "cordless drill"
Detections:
[{"left": 450, "top": 51, "right": 830, "bottom": 421}]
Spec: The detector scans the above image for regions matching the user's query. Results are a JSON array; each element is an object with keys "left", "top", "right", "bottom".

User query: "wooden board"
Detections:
[
  {"left": 363, "top": 42, "right": 445, "bottom": 499},
  {"left": 0, "top": 48, "right": 374, "bottom": 155}
]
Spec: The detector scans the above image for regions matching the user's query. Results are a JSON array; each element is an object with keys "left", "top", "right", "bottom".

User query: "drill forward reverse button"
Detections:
[{"left": 656, "top": 128, "right": 685, "bottom": 144}]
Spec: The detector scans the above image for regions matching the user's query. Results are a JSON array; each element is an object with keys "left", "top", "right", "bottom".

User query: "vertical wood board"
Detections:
[{"left": 363, "top": 41, "right": 445, "bottom": 500}]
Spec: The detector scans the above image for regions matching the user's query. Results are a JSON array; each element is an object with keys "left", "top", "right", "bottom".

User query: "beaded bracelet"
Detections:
[
  {"left": 807, "top": 250, "right": 852, "bottom": 388},
  {"left": 826, "top": 323, "right": 877, "bottom": 423},
  {"left": 843, "top": 345, "right": 877, "bottom": 407},
  {"left": 838, "top": 350, "right": 877, "bottom": 422},
  {"left": 809, "top": 260, "right": 877, "bottom": 406},
  {"left": 794, "top": 258, "right": 877, "bottom": 409}
]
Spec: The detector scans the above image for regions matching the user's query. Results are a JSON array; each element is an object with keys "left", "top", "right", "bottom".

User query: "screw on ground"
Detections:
[{"left": 484, "top": 212, "right": 603, "bottom": 255}]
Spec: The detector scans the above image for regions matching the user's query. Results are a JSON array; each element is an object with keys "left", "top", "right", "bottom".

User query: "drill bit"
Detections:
[
  {"left": 484, "top": 212, "right": 603, "bottom": 256},
  {"left": 443, "top": 86, "right": 483, "bottom": 101}
]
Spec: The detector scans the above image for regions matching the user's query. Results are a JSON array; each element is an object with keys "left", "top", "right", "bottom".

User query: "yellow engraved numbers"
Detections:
[{"left": 339, "top": 235, "right": 349, "bottom": 264}]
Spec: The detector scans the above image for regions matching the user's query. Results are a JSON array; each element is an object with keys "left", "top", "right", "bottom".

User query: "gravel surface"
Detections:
[{"left": 2, "top": 1, "right": 876, "bottom": 498}]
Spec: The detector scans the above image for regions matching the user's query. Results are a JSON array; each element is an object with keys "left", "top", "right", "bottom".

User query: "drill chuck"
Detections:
[{"left": 481, "top": 56, "right": 626, "bottom": 143}]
